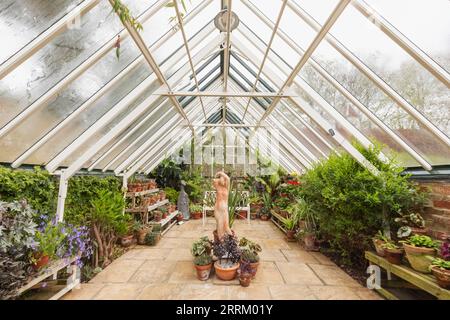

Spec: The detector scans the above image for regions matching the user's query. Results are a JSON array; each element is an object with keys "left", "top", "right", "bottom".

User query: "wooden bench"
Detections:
[{"left": 365, "top": 251, "right": 450, "bottom": 300}]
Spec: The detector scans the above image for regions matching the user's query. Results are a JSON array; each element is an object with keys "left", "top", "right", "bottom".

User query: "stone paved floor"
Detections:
[{"left": 62, "top": 218, "right": 382, "bottom": 300}]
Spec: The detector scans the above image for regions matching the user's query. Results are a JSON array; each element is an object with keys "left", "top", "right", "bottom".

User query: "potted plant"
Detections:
[
  {"left": 33, "top": 222, "right": 66, "bottom": 270},
  {"left": 133, "top": 220, "right": 151, "bottom": 245},
  {"left": 239, "top": 237, "right": 261, "bottom": 278},
  {"left": 153, "top": 210, "right": 162, "bottom": 222},
  {"left": 281, "top": 215, "right": 298, "bottom": 241},
  {"left": 395, "top": 212, "right": 427, "bottom": 236},
  {"left": 191, "top": 236, "right": 213, "bottom": 281},
  {"left": 402, "top": 234, "right": 438, "bottom": 273},
  {"left": 145, "top": 225, "right": 161, "bottom": 246},
  {"left": 160, "top": 206, "right": 168, "bottom": 219},
  {"left": 213, "top": 234, "right": 241, "bottom": 281},
  {"left": 176, "top": 212, "right": 184, "bottom": 222},
  {"left": 260, "top": 192, "right": 271, "bottom": 221},
  {"left": 249, "top": 194, "right": 263, "bottom": 219},
  {"left": 429, "top": 243, "right": 450, "bottom": 288},
  {"left": 382, "top": 241, "right": 404, "bottom": 265},
  {"left": 189, "top": 204, "right": 203, "bottom": 220},
  {"left": 168, "top": 203, "right": 176, "bottom": 213},
  {"left": 159, "top": 190, "right": 166, "bottom": 201},
  {"left": 237, "top": 260, "right": 253, "bottom": 287},
  {"left": 372, "top": 230, "right": 389, "bottom": 257}
]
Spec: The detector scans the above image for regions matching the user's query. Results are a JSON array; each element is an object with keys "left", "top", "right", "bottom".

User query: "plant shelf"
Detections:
[
  {"left": 14, "top": 256, "right": 80, "bottom": 300},
  {"left": 270, "top": 209, "right": 287, "bottom": 234},
  {"left": 149, "top": 210, "right": 179, "bottom": 236},
  {"left": 126, "top": 188, "right": 159, "bottom": 197},
  {"left": 126, "top": 199, "right": 168, "bottom": 213},
  {"left": 365, "top": 251, "right": 450, "bottom": 300}
]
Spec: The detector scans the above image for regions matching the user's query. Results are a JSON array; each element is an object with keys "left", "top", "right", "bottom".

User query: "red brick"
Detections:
[{"left": 434, "top": 200, "right": 450, "bottom": 210}]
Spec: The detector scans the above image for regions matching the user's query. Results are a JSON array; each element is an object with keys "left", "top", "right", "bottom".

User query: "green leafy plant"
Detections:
[
  {"left": 149, "top": 158, "right": 183, "bottom": 189},
  {"left": 382, "top": 241, "right": 401, "bottom": 250},
  {"left": 402, "top": 235, "right": 438, "bottom": 249},
  {"left": 111, "top": 0, "right": 143, "bottom": 30},
  {"left": 430, "top": 258, "right": 450, "bottom": 270},
  {"left": 191, "top": 236, "right": 212, "bottom": 258},
  {"left": 189, "top": 204, "right": 202, "bottom": 212},
  {"left": 34, "top": 222, "right": 66, "bottom": 260},
  {"left": 374, "top": 230, "right": 389, "bottom": 243},
  {"left": 193, "top": 254, "right": 212, "bottom": 266},
  {"left": 299, "top": 142, "right": 425, "bottom": 269},
  {"left": 144, "top": 232, "right": 159, "bottom": 246},
  {"left": 239, "top": 238, "right": 261, "bottom": 263},
  {"left": 395, "top": 212, "right": 425, "bottom": 228},
  {"left": 88, "top": 190, "right": 128, "bottom": 267},
  {"left": 164, "top": 187, "right": 179, "bottom": 204},
  {"left": 228, "top": 190, "right": 242, "bottom": 228}
]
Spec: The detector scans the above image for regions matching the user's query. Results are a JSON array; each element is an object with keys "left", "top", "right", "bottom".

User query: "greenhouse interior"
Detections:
[{"left": 0, "top": 0, "right": 449, "bottom": 302}]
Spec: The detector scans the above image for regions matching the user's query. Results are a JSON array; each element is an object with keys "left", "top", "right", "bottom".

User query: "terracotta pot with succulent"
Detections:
[
  {"left": 382, "top": 241, "right": 404, "bottom": 265},
  {"left": 429, "top": 243, "right": 450, "bottom": 288},
  {"left": 239, "top": 237, "right": 262, "bottom": 278},
  {"left": 213, "top": 234, "right": 241, "bottom": 281},
  {"left": 395, "top": 212, "right": 428, "bottom": 237},
  {"left": 402, "top": 235, "right": 438, "bottom": 273},
  {"left": 191, "top": 236, "right": 213, "bottom": 281},
  {"left": 372, "top": 230, "right": 389, "bottom": 257},
  {"left": 189, "top": 204, "right": 203, "bottom": 220}
]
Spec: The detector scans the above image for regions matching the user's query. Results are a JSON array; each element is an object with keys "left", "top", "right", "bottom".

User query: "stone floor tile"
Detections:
[
  {"left": 252, "top": 262, "right": 284, "bottom": 285},
  {"left": 94, "top": 283, "right": 145, "bottom": 300},
  {"left": 281, "top": 249, "right": 320, "bottom": 264},
  {"left": 228, "top": 284, "right": 271, "bottom": 300},
  {"left": 165, "top": 248, "right": 193, "bottom": 261},
  {"left": 129, "top": 260, "right": 176, "bottom": 283},
  {"left": 269, "top": 285, "right": 317, "bottom": 300},
  {"left": 308, "top": 264, "right": 361, "bottom": 287},
  {"left": 121, "top": 248, "right": 172, "bottom": 260},
  {"left": 61, "top": 283, "right": 105, "bottom": 300},
  {"left": 259, "top": 249, "right": 288, "bottom": 262},
  {"left": 276, "top": 262, "right": 323, "bottom": 285},
  {"left": 89, "top": 259, "right": 145, "bottom": 284},
  {"left": 309, "top": 285, "right": 361, "bottom": 300}
]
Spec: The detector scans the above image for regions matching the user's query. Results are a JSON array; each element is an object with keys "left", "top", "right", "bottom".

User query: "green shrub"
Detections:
[
  {"left": 0, "top": 166, "right": 57, "bottom": 216},
  {"left": 164, "top": 187, "right": 179, "bottom": 203},
  {"left": 65, "top": 175, "right": 122, "bottom": 225},
  {"left": 300, "top": 143, "right": 424, "bottom": 269}
]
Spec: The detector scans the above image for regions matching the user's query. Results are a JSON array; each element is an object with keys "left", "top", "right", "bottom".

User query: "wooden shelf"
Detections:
[
  {"left": 270, "top": 210, "right": 287, "bottom": 233},
  {"left": 126, "top": 199, "right": 169, "bottom": 213},
  {"left": 365, "top": 251, "right": 450, "bottom": 300},
  {"left": 13, "top": 256, "right": 80, "bottom": 300},
  {"left": 150, "top": 210, "right": 179, "bottom": 228},
  {"left": 126, "top": 188, "right": 159, "bottom": 197}
]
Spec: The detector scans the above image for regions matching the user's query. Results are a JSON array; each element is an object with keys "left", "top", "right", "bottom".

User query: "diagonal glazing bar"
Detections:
[
  {"left": 236, "top": 4, "right": 432, "bottom": 170},
  {"left": 0, "top": 0, "right": 100, "bottom": 80},
  {"left": 107, "top": 0, "right": 193, "bottom": 133},
  {"left": 285, "top": 0, "right": 450, "bottom": 148},
  {"left": 173, "top": 0, "right": 207, "bottom": 119},
  {"left": 352, "top": 0, "right": 450, "bottom": 88},
  {"left": 256, "top": 0, "right": 351, "bottom": 127},
  {"left": 0, "top": 0, "right": 169, "bottom": 142},
  {"left": 241, "top": 0, "right": 288, "bottom": 121}
]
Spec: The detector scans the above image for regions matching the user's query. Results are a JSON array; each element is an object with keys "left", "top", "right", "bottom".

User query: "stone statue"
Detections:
[
  {"left": 177, "top": 180, "right": 189, "bottom": 220},
  {"left": 213, "top": 171, "right": 233, "bottom": 240}
]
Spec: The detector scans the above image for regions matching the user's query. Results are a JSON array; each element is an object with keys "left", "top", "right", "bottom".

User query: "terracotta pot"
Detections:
[
  {"left": 120, "top": 235, "right": 134, "bottom": 247},
  {"left": 431, "top": 266, "right": 450, "bottom": 289},
  {"left": 250, "top": 212, "right": 258, "bottom": 220},
  {"left": 137, "top": 228, "right": 149, "bottom": 245},
  {"left": 239, "top": 275, "right": 252, "bottom": 287},
  {"left": 195, "top": 263, "right": 212, "bottom": 281},
  {"left": 260, "top": 215, "right": 269, "bottom": 221},
  {"left": 286, "top": 230, "right": 296, "bottom": 240},
  {"left": 154, "top": 213, "right": 162, "bottom": 222},
  {"left": 191, "top": 211, "right": 202, "bottom": 220},
  {"left": 237, "top": 211, "right": 248, "bottom": 219},
  {"left": 384, "top": 248, "right": 404, "bottom": 265},
  {"left": 214, "top": 260, "right": 239, "bottom": 281},
  {"left": 303, "top": 232, "right": 317, "bottom": 251},
  {"left": 162, "top": 212, "right": 168, "bottom": 219},
  {"left": 32, "top": 253, "right": 50, "bottom": 271},
  {"left": 177, "top": 214, "right": 184, "bottom": 222},
  {"left": 251, "top": 203, "right": 263, "bottom": 213},
  {"left": 372, "top": 238, "right": 386, "bottom": 257},
  {"left": 403, "top": 243, "right": 436, "bottom": 273},
  {"left": 241, "top": 260, "right": 259, "bottom": 279}
]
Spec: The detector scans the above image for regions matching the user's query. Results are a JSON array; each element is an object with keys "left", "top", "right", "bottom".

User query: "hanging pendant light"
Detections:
[{"left": 214, "top": 7, "right": 240, "bottom": 32}]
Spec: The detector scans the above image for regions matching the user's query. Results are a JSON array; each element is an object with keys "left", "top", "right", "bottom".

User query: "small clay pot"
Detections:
[
  {"left": 195, "top": 263, "right": 212, "bottom": 281},
  {"left": 372, "top": 238, "right": 386, "bottom": 257},
  {"left": 32, "top": 253, "right": 50, "bottom": 271},
  {"left": 177, "top": 214, "right": 184, "bottom": 222},
  {"left": 431, "top": 266, "right": 450, "bottom": 289},
  {"left": 303, "top": 232, "right": 317, "bottom": 251},
  {"left": 120, "top": 235, "right": 134, "bottom": 247},
  {"left": 403, "top": 243, "right": 436, "bottom": 273},
  {"left": 260, "top": 215, "right": 269, "bottom": 221},
  {"left": 384, "top": 247, "right": 404, "bottom": 265},
  {"left": 190, "top": 211, "right": 202, "bottom": 220},
  {"left": 286, "top": 230, "right": 296, "bottom": 241},
  {"left": 239, "top": 275, "right": 252, "bottom": 287}
]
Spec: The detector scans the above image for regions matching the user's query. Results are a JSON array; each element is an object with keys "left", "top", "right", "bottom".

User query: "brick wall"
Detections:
[{"left": 412, "top": 178, "right": 450, "bottom": 240}]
